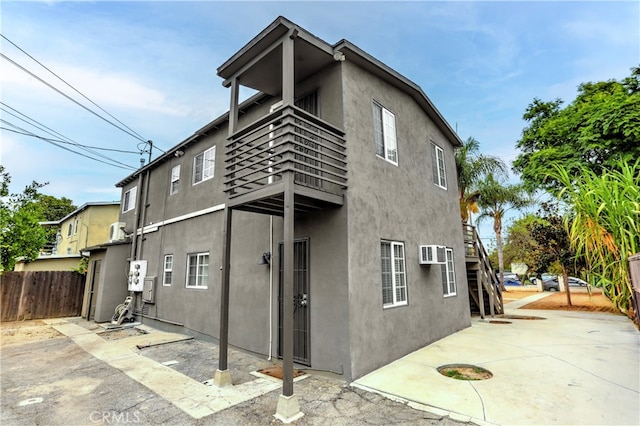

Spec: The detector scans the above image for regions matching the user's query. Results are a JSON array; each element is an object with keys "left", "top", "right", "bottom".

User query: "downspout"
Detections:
[
  {"left": 137, "top": 170, "right": 151, "bottom": 260},
  {"left": 268, "top": 215, "right": 274, "bottom": 360},
  {"left": 129, "top": 174, "right": 143, "bottom": 262}
]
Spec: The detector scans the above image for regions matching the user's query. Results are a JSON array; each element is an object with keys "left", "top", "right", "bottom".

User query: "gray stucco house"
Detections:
[{"left": 98, "top": 17, "right": 473, "bottom": 401}]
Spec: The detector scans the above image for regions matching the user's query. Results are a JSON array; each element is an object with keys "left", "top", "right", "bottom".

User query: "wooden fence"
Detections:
[{"left": 1, "top": 271, "right": 85, "bottom": 322}]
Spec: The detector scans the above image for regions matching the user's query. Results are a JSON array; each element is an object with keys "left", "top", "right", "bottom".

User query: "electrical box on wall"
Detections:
[
  {"left": 128, "top": 260, "right": 147, "bottom": 292},
  {"left": 142, "top": 276, "right": 156, "bottom": 304}
]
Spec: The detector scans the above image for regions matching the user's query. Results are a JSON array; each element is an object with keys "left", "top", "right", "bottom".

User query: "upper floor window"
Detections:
[
  {"left": 193, "top": 147, "right": 215, "bottom": 184},
  {"left": 373, "top": 101, "right": 398, "bottom": 165},
  {"left": 66, "top": 223, "right": 73, "bottom": 237},
  {"left": 170, "top": 165, "right": 180, "bottom": 195},
  {"left": 73, "top": 218, "right": 79, "bottom": 235},
  {"left": 163, "top": 255, "right": 173, "bottom": 286},
  {"left": 441, "top": 248, "right": 456, "bottom": 297},
  {"left": 431, "top": 142, "right": 447, "bottom": 189},
  {"left": 380, "top": 240, "right": 407, "bottom": 308},
  {"left": 186, "top": 252, "right": 209, "bottom": 289},
  {"left": 122, "top": 186, "right": 137, "bottom": 213}
]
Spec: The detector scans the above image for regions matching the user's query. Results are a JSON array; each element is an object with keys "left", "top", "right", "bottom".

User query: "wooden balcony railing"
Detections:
[{"left": 224, "top": 105, "right": 347, "bottom": 201}]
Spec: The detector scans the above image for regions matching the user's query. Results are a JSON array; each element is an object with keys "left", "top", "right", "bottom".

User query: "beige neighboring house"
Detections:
[{"left": 14, "top": 202, "right": 120, "bottom": 272}]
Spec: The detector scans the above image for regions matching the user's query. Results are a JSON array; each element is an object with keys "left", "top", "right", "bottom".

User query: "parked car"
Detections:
[
  {"left": 542, "top": 278, "right": 559, "bottom": 292},
  {"left": 503, "top": 277, "right": 521, "bottom": 286},
  {"left": 568, "top": 277, "right": 589, "bottom": 287}
]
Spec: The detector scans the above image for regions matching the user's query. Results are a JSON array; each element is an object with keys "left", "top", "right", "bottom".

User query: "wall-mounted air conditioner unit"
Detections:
[
  {"left": 109, "top": 222, "right": 126, "bottom": 242},
  {"left": 419, "top": 245, "right": 446, "bottom": 265}
]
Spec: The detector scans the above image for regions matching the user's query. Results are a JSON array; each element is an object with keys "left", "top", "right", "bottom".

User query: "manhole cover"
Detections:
[
  {"left": 437, "top": 364, "right": 493, "bottom": 381},
  {"left": 489, "top": 320, "right": 512, "bottom": 324}
]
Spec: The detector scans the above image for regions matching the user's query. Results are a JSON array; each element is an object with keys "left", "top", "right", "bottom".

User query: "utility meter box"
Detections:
[{"left": 128, "top": 260, "right": 147, "bottom": 292}]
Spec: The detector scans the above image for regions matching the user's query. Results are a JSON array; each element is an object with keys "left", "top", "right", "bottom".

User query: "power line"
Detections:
[
  {"left": 1, "top": 103, "right": 139, "bottom": 154},
  {"left": 1, "top": 122, "right": 136, "bottom": 171},
  {"left": 0, "top": 103, "right": 139, "bottom": 168},
  {"left": 1, "top": 52, "right": 151, "bottom": 144},
  {"left": 1, "top": 34, "right": 150, "bottom": 144}
]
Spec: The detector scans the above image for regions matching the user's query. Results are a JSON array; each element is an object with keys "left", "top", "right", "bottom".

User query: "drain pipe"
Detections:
[{"left": 268, "top": 214, "right": 274, "bottom": 360}]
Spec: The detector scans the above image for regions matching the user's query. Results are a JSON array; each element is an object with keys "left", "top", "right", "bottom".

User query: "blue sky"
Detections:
[{"left": 1, "top": 1, "right": 638, "bottom": 241}]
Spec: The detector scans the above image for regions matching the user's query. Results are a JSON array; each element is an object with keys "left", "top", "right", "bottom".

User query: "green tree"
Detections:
[
  {"left": 513, "top": 67, "right": 640, "bottom": 193},
  {"left": 455, "top": 137, "right": 507, "bottom": 223},
  {"left": 0, "top": 166, "right": 48, "bottom": 271},
  {"left": 476, "top": 174, "right": 532, "bottom": 289},
  {"left": 527, "top": 203, "right": 577, "bottom": 306},
  {"left": 551, "top": 160, "right": 639, "bottom": 317}
]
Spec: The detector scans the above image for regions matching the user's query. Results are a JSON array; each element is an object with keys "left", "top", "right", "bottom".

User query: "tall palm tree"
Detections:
[
  {"left": 455, "top": 137, "right": 507, "bottom": 224},
  {"left": 476, "top": 174, "right": 532, "bottom": 289}
]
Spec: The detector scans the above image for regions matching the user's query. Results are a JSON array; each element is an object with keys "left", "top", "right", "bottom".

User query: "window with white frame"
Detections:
[
  {"left": 373, "top": 102, "right": 398, "bottom": 165},
  {"left": 163, "top": 255, "right": 173, "bottom": 286},
  {"left": 67, "top": 222, "right": 73, "bottom": 237},
  {"left": 380, "top": 241, "right": 407, "bottom": 307},
  {"left": 170, "top": 165, "right": 180, "bottom": 195},
  {"left": 73, "top": 218, "right": 79, "bottom": 234},
  {"left": 431, "top": 142, "right": 447, "bottom": 189},
  {"left": 193, "top": 147, "right": 215, "bottom": 184},
  {"left": 122, "top": 186, "right": 137, "bottom": 213},
  {"left": 186, "top": 252, "right": 209, "bottom": 288},
  {"left": 441, "top": 248, "right": 456, "bottom": 296}
]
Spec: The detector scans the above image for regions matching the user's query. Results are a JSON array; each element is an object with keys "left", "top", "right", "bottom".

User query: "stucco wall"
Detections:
[
  {"left": 341, "top": 60, "right": 471, "bottom": 379},
  {"left": 57, "top": 205, "right": 120, "bottom": 255},
  {"left": 91, "top": 244, "right": 130, "bottom": 323},
  {"left": 14, "top": 256, "right": 81, "bottom": 272}
]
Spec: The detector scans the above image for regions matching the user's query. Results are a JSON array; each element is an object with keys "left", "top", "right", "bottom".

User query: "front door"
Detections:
[{"left": 278, "top": 238, "right": 310, "bottom": 365}]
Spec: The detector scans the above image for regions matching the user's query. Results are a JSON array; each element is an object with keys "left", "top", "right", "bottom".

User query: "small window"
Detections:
[
  {"left": 186, "top": 252, "right": 209, "bottom": 289},
  {"left": 66, "top": 247, "right": 72, "bottom": 255},
  {"left": 170, "top": 165, "right": 180, "bottom": 195},
  {"left": 163, "top": 255, "right": 173, "bottom": 286},
  {"left": 67, "top": 223, "right": 73, "bottom": 237},
  {"left": 73, "top": 218, "right": 79, "bottom": 235},
  {"left": 193, "top": 147, "right": 215, "bottom": 184},
  {"left": 373, "top": 102, "right": 398, "bottom": 165},
  {"left": 441, "top": 248, "right": 456, "bottom": 297},
  {"left": 122, "top": 186, "right": 137, "bottom": 213},
  {"left": 380, "top": 240, "right": 407, "bottom": 308},
  {"left": 431, "top": 142, "right": 447, "bottom": 189}
]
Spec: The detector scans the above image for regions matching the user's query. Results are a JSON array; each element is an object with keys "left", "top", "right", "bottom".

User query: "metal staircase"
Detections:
[{"left": 463, "top": 224, "right": 503, "bottom": 317}]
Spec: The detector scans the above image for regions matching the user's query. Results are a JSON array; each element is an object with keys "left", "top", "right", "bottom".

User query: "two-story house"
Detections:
[
  {"left": 92, "top": 17, "right": 472, "bottom": 418},
  {"left": 14, "top": 201, "right": 120, "bottom": 272}
]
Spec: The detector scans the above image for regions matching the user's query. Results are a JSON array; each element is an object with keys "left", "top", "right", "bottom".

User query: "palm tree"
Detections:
[
  {"left": 476, "top": 174, "right": 532, "bottom": 289},
  {"left": 455, "top": 137, "right": 507, "bottom": 224}
]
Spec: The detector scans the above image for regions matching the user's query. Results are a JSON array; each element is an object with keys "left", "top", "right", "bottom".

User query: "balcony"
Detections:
[{"left": 224, "top": 105, "right": 347, "bottom": 216}]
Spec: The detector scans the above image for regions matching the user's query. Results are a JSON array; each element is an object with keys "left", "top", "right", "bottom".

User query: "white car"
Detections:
[{"left": 568, "top": 277, "right": 589, "bottom": 287}]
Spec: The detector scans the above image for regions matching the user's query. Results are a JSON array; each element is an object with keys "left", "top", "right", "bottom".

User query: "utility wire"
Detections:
[
  {"left": 1, "top": 127, "right": 140, "bottom": 154},
  {"left": 1, "top": 123, "right": 136, "bottom": 171},
  {"left": 1, "top": 52, "right": 151, "bottom": 144},
  {"left": 0, "top": 34, "right": 152, "bottom": 144},
  {"left": 1, "top": 103, "right": 139, "bottom": 154},
  {"left": 0, "top": 103, "right": 139, "bottom": 168}
]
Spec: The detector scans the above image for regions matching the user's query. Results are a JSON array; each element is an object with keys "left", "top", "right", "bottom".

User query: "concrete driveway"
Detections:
[{"left": 354, "top": 293, "right": 640, "bottom": 425}]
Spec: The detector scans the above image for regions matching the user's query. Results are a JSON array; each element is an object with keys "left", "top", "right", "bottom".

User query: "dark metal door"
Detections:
[{"left": 278, "top": 238, "right": 310, "bottom": 365}]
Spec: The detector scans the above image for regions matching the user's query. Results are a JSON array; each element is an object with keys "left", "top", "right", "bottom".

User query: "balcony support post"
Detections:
[
  {"left": 214, "top": 206, "right": 233, "bottom": 387},
  {"left": 282, "top": 31, "right": 295, "bottom": 107},
  {"left": 275, "top": 171, "right": 303, "bottom": 422},
  {"left": 228, "top": 77, "right": 240, "bottom": 136}
]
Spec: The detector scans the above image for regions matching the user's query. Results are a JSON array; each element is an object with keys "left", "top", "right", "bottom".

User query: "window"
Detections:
[
  {"left": 66, "top": 247, "right": 72, "bottom": 255},
  {"left": 373, "top": 102, "right": 398, "bottom": 165},
  {"left": 193, "top": 147, "right": 215, "bottom": 184},
  {"left": 380, "top": 241, "right": 407, "bottom": 307},
  {"left": 431, "top": 142, "right": 447, "bottom": 189},
  {"left": 186, "top": 252, "right": 209, "bottom": 288},
  {"left": 163, "top": 255, "right": 173, "bottom": 286},
  {"left": 67, "top": 223, "right": 73, "bottom": 237},
  {"left": 441, "top": 248, "right": 456, "bottom": 297},
  {"left": 122, "top": 186, "right": 137, "bottom": 213},
  {"left": 73, "top": 218, "right": 79, "bottom": 235},
  {"left": 170, "top": 165, "right": 180, "bottom": 195}
]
